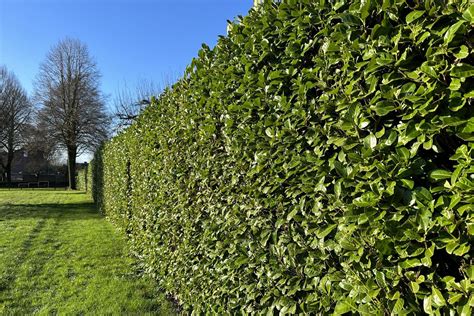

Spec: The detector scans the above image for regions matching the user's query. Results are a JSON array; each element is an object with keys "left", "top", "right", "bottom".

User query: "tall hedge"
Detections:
[
  {"left": 76, "top": 163, "right": 93, "bottom": 193},
  {"left": 94, "top": 0, "right": 474, "bottom": 314},
  {"left": 76, "top": 169, "right": 87, "bottom": 191}
]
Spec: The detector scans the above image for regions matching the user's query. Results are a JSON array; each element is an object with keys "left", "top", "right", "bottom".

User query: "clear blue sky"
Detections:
[
  {"left": 0, "top": 0, "right": 253, "bottom": 163},
  {"left": 0, "top": 0, "right": 253, "bottom": 102}
]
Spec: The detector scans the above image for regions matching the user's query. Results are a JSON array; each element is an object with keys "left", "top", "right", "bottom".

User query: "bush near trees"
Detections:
[
  {"left": 77, "top": 169, "right": 85, "bottom": 191},
  {"left": 77, "top": 165, "right": 93, "bottom": 193},
  {"left": 93, "top": 0, "right": 474, "bottom": 314}
]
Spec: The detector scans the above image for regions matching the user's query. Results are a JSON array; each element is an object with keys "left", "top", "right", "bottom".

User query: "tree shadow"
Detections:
[{"left": 0, "top": 202, "right": 101, "bottom": 221}]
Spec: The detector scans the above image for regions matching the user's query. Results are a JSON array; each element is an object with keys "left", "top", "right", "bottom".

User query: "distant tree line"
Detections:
[{"left": 0, "top": 66, "right": 32, "bottom": 184}]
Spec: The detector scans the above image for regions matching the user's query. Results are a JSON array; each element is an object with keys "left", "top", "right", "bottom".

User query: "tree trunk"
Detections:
[
  {"left": 5, "top": 149, "right": 14, "bottom": 186},
  {"left": 6, "top": 161, "right": 12, "bottom": 186},
  {"left": 67, "top": 146, "right": 77, "bottom": 190},
  {"left": 6, "top": 120, "right": 15, "bottom": 186}
]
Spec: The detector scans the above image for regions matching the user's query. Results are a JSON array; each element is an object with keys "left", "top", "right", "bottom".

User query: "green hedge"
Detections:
[
  {"left": 94, "top": 0, "right": 474, "bottom": 313},
  {"left": 76, "top": 164, "right": 93, "bottom": 193},
  {"left": 76, "top": 168, "right": 86, "bottom": 191}
]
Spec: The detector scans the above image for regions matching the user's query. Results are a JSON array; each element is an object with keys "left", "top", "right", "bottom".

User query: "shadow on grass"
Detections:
[
  {"left": 0, "top": 201, "right": 101, "bottom": 298},
  {"left": 0, "top": 202, "right": 101, "bottom": 221}
]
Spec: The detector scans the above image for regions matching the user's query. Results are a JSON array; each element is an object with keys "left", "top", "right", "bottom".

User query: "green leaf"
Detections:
[
  {"left": 462, "top": 118, "right": 474, "bottom": 133},
  {"left": 449, "top": 79, "right": 461, "bottom": 91},
  {"left": 449, "top": 194, "right": 461, "bottom": 209},
  {"left": 467, "top": 266, "right": 474, "bottom": 280},
  {"left": 354, "top": 191, "right": 379, "bottom": 207},
  {"left": 454, "top": 45, "right": 469, "bottom": 59},
  {"left": 420, "top": 62, "right": 437, "bottom": 77},
  {"left": 453, "top": 243, "right": 470, "bottom": 256},
  {"left": 334, "top": 299, "right": 353, "bottom": 315},
  {"left": 287, "top": 304, "right": 297, "bottom": 314},
  {"left": 444, "top": 20, "right": 465, "bottom": 45},
  {"left": 462, "top": 5, "right": 474, "bottom": 23},
  {"left": 400, "top": 82, "right": 416, "bottom": 95},
  {"left": 386, "top": 131, "right": 397, "bottom": 146},
  {"left": 360, "top": 0, "right": 371, "bottom": 21},
  {"left": 401, "top": 179, "right": 414, "bottom": 190},
  {"left": 430, "top": 169, "right": 452, "bottom": 181},
  {"left": 423, "top": 296, "right": 433, "bottom": 314},
  {"left": 460, "top": 303, "right": 471, "bottom": 316},
  {"left": 364, "top": 134, "right": 377, "bottom": 149},
  {"left": 316, "top": 224, "right": 337, "bottom": 239},
  {"left": 265, "top": 127, "right": 273, "bottom": 138},
  {"left": 373, "top": 101, "right": 396, "bottom": 116},
  {"left": 287, "top": 207, "right": 298, "bottom": 221},
  {"left": 446, "top": 241, "right": 458, "bottom": 254},
  {"left": 448, "top": 293, "right": 464, "bottom": 305},
  {"left": 465, "top": 89, "right": 474, "bottom": 98},
  {"left": 460, "top": 205, "right": 473, "bottom": 217},
  {"left": 234, "top": 256, "right": 249, "bottom": 268},
  {"left": 392, "top": 298, "right": 405, "bottom": 314},
  {"left": 396, "top": 147, "right": 410, "bottom": 162},
  {"left": 268, "top": 70, "right": 282, "bottom": 81},
  {"left": 415, "top": 187, "right": 432, "bottom": 202},
  {"left": 400, "top": 258, "right": 421, "bottom": 268},
  {"left": 451, "top": 64, "right": 474, "bottom": 78},
  {"left": 431, "top": 287, "right": 446, "bottom": 307},
  {"left": 406, "top": 10, "right": 424, "bottom": 24},
  {"left": 410, "top": 282, "right": 420, "bottom": 293},
  {"left": 321, "top": 40, "right": 339, "bottom": 54}
]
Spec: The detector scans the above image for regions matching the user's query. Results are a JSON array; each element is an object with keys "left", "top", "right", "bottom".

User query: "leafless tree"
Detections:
[
  {"left": 0, "top": 65, "right": 32, "bottom": 184},
  {"left": 34, "top": 38, "right": 109, "bottom": 190},
  {"left": 23, "top": 120, "right": 59, "bottom": 173},
  {"left": 112, "top": 79, "right": 163, "bottom": 130}
]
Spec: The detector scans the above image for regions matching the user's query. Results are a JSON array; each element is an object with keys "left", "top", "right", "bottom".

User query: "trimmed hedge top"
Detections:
[{"left": 94, "top": 0, "right": 474, "bottom": 314}]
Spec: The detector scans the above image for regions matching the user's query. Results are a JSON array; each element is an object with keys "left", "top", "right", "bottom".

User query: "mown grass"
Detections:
[{"left": 0, "top": 189, "right": 176, "bottom": 315}]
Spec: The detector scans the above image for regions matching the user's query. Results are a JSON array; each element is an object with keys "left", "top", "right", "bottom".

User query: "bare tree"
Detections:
[
  {"left": 34, "top": 38, "right": 109, "bottom": 190},
  {"left": 112, "top": 79, "right": 162, "bottom": 130},
  {"left": 0, "top": 65, "right": 32, "bottom": 184},
  {"left": 22, "top": 120, "right": 59, "bottom": 174}
]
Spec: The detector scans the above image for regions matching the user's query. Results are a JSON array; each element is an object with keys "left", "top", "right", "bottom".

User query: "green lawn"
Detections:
[{"left": 0, "top": 189, "right": 176, "bottom": 315}]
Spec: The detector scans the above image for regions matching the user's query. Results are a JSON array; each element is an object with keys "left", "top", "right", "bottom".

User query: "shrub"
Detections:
[
  {"left": 76, "top": 168, "right": 87, "bottom": 192},
  {"left": 76, "top": 163, "right": 94, "bottom": 193},
  {"left": 94, "top": 0, "right": 474, "bottom": 313}
]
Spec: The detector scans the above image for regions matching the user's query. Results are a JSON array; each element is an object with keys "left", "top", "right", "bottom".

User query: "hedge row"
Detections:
[
  {"left": 76, "top": 169, "right": 86, "bottom": 192},
  {"left": 76, "top": 164, "right": 93, "bottom": 193},
  {"left": 93, "top": 0, "right": 474, "bottom": 313}
]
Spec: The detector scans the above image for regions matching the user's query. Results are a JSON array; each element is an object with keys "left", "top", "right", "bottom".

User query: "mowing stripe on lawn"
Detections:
[{"left": 0, "top": 189, "right": 176, "bottom": 315}]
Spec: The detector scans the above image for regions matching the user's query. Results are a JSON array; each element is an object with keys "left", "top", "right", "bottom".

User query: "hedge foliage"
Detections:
[
  {"left": 76, "top": 169, "right": 86, "bottom": 192},
  {"left": 76, "top": 164, "right": 93, "bottom": 193},
  {"left": 93, "top": 0, "right": 474, "bottom": 314}
]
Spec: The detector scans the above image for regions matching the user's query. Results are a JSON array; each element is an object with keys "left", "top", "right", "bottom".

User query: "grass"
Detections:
[{"left": 0, "top": 189, "right": 176, "bottom": 315}]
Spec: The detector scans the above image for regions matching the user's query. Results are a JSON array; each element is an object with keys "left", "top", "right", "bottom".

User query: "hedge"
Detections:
[
  {"left": 93, "top": 0, "right": 474, "bottom": 314},
  {"left": 76, "top": 168, "right": 86, "bottom": 192},
  {"left": 76, "top": 164, "right": 93, "bottom": 193}
]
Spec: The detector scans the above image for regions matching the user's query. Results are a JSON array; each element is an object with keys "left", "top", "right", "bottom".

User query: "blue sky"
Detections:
[
  {"left": 0, "top": 0, "right": 253, "bottom": 162},
  {"left": 0, "top": 0, "right": 253, "bottom": 103}
]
